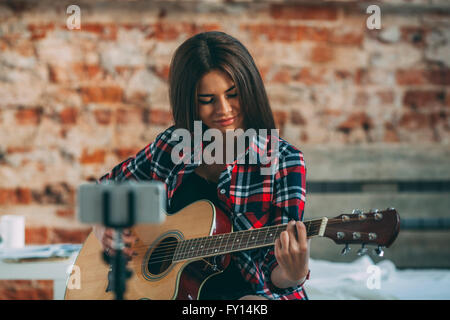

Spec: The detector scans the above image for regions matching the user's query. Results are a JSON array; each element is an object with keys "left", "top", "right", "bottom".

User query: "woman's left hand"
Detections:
[{"left": 274, "top": 220, "right": 310, "bottom": 284}]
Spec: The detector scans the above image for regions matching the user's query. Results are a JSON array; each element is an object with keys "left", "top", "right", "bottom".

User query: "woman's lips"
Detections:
[{"left": 214, "top": 116, "right": 236, "bottom": 126}]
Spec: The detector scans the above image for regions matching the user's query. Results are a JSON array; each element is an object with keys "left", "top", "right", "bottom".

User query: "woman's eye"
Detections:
[{"left": 198, "top": 94, "right": 238, "bottom": 105}]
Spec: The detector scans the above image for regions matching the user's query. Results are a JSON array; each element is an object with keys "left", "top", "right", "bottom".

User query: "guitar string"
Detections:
[
  {"left": 107, "top": 216, "right": 389, "bottom": 265},
  {"left": 137, "top": 227, "right": 384, "bottom": 266},
  {"left": 141, "top": 229, "right": 386, "bottom": 267},
  {"left": 124, "top": 220, "right": 325, "bottom": 253},
  {"left": 123, "top": 217, "right": 387, "bottom": 265},
  {"left": 125, "top": 215, "right": 383, "bottom": 254}
]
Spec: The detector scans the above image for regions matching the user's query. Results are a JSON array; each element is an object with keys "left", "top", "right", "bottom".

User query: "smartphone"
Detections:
[{"left": 77, "top": 181, "right": 166, "bottom": 227}]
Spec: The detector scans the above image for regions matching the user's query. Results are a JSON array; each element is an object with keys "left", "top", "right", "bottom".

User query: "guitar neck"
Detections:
[{"left": 173, "top": 217, "right": 328, "bottom": 262}]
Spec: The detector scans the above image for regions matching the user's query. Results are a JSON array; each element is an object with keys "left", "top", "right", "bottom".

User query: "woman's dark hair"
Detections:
[{"left": 168, "top": 31, "right": 276, "bottom": 132}]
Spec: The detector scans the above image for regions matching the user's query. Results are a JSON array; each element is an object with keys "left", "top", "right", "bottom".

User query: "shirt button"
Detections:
[{"left": 220, "top": 189, "right": 226, "bottom": 194}]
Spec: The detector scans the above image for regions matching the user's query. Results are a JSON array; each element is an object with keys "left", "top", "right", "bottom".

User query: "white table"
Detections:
[{"left": 0, "top": 252, "right": 79, "bottom": 300}]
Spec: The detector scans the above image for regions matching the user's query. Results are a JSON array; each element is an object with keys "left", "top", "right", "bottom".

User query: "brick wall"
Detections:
[{"left": 0, "top": 0, "right": 449, "bottom": 298}]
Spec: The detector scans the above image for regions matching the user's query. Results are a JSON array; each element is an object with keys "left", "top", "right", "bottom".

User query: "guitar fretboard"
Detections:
[{"left": 172, "top": 219, "right": 325, "bottom": 262}]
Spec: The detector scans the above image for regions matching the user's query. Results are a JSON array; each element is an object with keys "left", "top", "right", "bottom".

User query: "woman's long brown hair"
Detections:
[{"left": 168, "top": 31, "right": 276, "bottom": 132}]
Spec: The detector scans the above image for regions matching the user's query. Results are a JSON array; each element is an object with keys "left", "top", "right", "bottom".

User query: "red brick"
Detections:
[
  {"left": 384, "top": 122, "right": 400, "bottom": 143},
  {"left": 300, "top": 131, "right": 309, "bottom": 143},
  {"left": 0, "top": 188, "right": 31, "bottom": 205},
  {"left": 337, "top": 112, "right": 373, "bottom": 131},
  {"left": 301, "top": 26, "right": 331, "bottom": 42},
  {"left": 152, "top": 64, "right": 170, "bottom": 81},
  {"left": 334, "top": 70, "right": 354, "bottom": 81},
  {"left": 150, "top": 22, "right": 195, "bottom": 41},
  {"left": 310, "top": 44, "right": 334, "bottom": 63},
  {"left": 376, "top": 91, "right": 395, "bottom": 105},
  {"left": 16, "top": 187, "right": 33, "bottom": 204},
  {"left": 80, "top": 86, "right": 124, "bottom": 103},
  {"left": 322, "top": 109, "right": 343, "bottom": 117},
  {"left": 28, "top": 23, "right": 54, "bottom": 41},
  {"left": 56, "top": 208, "right": 75, "bottom": 218},
  {"left": 272, "top": 68, "right": 292, "bottom": 84},
  {"left": 15, "top": 108, "right": 42, "bottom": 125},
  {"left": 81, "top": 23, "right": 117, "bottom": 40},
  {"left": 396, "top": 69, "right": 426, "bottom": 85},
  {"left": 80, "top": 149, "right": 106, "bottom": 164},
  {"left": 427, "top": 69, "right": 450, "bottom": 86},
  {"left": 6, "top": 146, "right": 33, "bottom": 153},
  {"left": 194, "top": 23, "right": 222, "bottom": 33},
  {"left": 31, "top": 184, "right": 75, "bottom": 205},
  {"left": 116, "top": 107, "right": 144, "bottom": 125},
  {"left": 399, "top": 112, "right": 430, "bottom": 129},
  {"left": 400, "top": 26, "right": 429, "bottom": 47},
  {"left": 50, "top": 228, "right": 91, "bottom": 244},
  {"left": 72, "top": 63, "right": 103, "bottom": 81},
  {"left": 273, "top": 110, "right": 288, "bottom": 128},
  {"left": 0, "top": 280, "right": 53, "bottom": 300},
  {"left": 0, "top": 189, "right": 16, "bottom": 204},
  {"left": 270, "top": 4, "right": 338, "bottom": 21},
  {"left": 354, "top": 91, "right": 369, "bottom": 107},
  {"left": 93, "top": 109, "right": 112, "bottom": 125},
  {"left": 403, "top": 90, "right": 447, "bottom": 109},
  {"left": 293, "top": 68, "right": 325, "bottom": 85},
  {"left": 329, "top": 30, "right": 364, "bottom": 46},
  {"left": 25, "top": 227, "right": 49, "bottom": 244},
  {"left": 48, "top": 65, "right": 72, "bottom": 83},
  {"left": 355, "top": 68, "right": 369, "bottom": 85},
  {"left": 60, "top": 107, "right": 78, "bottom": 125},
  {"left": 148, "top": 109, "right": 173, "bottom": 126},
  {"left": 291, "top": 110, "right": 307, "bottom": 125},
  {"left": 241, "top": 24, "right": 303, "bottom": 42},
  {"left": 114, "top": 147, "right": 140, "bottom": 160}
]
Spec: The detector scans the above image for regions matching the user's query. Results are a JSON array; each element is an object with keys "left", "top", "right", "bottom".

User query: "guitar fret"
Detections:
[
  {"left": 190, "top": 238, "right": 199, "bottom": 258},
  {"left": 174, "top": 219, "right": 324, "bottom": 261},
  {"left": 216, "top": 234, "right": 224, "bottom": 255},
  {"left": 183, "top": 239, "right": 191, "bottom": 260},
  {"left": 200, "top": 236, "right": 207, "bottom": 257},
  {"left": 177, "top": 239, "right": 186, "bottom": 261}
]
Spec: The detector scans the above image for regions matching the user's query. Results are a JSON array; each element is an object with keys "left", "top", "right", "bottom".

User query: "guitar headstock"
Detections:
[{"left": 323, "top": 208, "right": 400, "bottom": 257}]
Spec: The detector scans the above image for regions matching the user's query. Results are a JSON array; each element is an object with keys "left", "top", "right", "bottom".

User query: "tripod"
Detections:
[{"left": 101, "top": 190, "right": 135, "bottom": 300}]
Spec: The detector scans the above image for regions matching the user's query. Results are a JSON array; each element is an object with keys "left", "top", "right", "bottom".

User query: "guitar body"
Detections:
[{"left": 64, "top": 200, "right": 231, "bottom": 300}]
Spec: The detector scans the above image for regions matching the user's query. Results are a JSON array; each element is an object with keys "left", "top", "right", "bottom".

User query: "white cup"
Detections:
[{"left": 0, "top": 215, "right": 25, "bottom": 250}]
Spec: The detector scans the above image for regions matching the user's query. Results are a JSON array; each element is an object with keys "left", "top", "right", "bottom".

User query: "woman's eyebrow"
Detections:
[{"left": 198, "top": 85, "right": 236, "bottom": 97}]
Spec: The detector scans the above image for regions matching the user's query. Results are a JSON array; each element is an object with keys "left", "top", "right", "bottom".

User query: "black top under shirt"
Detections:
[{"left": 168, "top": 172, "right": 254, "bottom": 300}]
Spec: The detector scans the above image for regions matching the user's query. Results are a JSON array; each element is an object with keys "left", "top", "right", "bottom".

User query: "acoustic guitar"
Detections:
[{"left": 64, "top": 200, "right": 400, "bottom": 300}]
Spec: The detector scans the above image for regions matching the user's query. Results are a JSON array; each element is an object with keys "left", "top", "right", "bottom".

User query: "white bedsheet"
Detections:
[{"left": 304, "top": 256, "right": 450, "bottom": 300}]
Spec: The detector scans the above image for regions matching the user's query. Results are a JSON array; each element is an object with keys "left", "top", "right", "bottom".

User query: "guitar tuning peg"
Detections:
[
  {"left": 357, "top": 244, "right": 368, "bottom": 256},
  {"left": 341, "top": 244, "right": 351, "bottom": 255},
  {"left": 374, "top": 245, "right": 384, "bottom": 257}
]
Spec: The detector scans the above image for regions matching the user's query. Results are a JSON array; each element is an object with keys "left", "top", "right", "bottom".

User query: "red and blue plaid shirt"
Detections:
[{"left": 99, "top": 125, "right": 307, "bottom": 300}]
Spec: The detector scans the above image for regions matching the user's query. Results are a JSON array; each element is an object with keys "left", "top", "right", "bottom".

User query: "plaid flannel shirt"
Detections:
[{"left": 98, "top": 125, "right": 307, "bottom": 300}]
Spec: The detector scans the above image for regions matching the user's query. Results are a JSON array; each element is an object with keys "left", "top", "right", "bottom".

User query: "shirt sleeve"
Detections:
[
  {"left": 257, "top": 148, "right": 307, "bottom": 299},
  {"left": 97, "top": 129, "right": 171, "bottom": 183}
]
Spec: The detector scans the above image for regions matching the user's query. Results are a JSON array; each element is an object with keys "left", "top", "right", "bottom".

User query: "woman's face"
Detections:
[{"left": 196, "top": 69, "right": 245, "bottom": 133}]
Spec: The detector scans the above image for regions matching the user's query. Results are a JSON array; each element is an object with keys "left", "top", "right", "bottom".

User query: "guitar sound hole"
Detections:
[{"left": 148, "top": 236, "right": 177, "bottom": 275}]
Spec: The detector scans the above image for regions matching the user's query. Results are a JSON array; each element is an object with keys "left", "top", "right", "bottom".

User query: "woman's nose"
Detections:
[{"left": 215, "top": 96, "right": 232, "bottom": 115}]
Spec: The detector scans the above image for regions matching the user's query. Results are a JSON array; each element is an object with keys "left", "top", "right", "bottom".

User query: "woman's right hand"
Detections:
[{"left": 93, "top": 225, "right": 138, "bottom": 261}]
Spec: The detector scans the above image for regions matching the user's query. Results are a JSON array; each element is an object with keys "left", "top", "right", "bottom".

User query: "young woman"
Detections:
[{"left": 94, "top": 31, "right": 309, "bottom": 300}]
